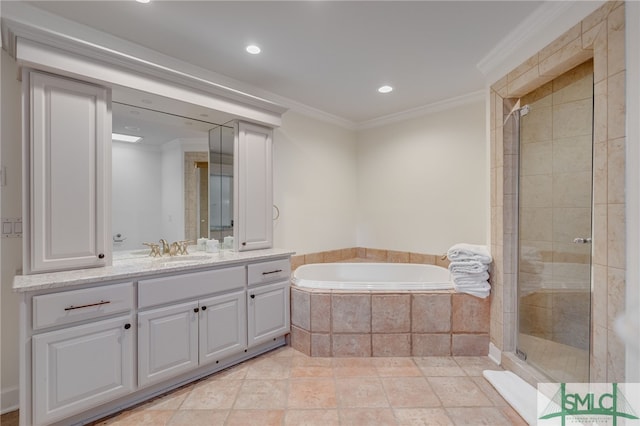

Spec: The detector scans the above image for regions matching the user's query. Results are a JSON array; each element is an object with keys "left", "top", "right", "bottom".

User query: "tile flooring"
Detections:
[{"left": 0, "top": 347, "right": 527, "bottom": 425}]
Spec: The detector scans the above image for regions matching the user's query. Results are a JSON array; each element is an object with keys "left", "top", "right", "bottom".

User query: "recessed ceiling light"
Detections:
[
  {"left": 378, "top": 85, "right": 393, "bottom": 94},
  {"left": 246, "top": 45, "right": 261, "bottom": 55},
  {"left": 136, "top": 0, "right": 150, "bottom": 4},
  {"left": 112, "top": 133, "right": 142, "bottom": 143}
]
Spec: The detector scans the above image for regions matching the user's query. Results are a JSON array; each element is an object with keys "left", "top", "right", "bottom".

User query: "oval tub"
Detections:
[{"left": 292, "top": 262, "right": 453, "bottom": 291}]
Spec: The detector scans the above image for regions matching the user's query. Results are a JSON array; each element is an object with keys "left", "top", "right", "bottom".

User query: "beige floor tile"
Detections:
[
  {"left": 284, "top": 409, "right": 340, "bottom": 426},
  {"left": 445, "top": 407, "right": 511, "bottom": 425},
  {"left": 212, "top": 363, "right": 248, "bottom": 380},
  {"left": 470, "top": 376, "right": 509, "bottom": 406},
  {"left": 135, "top": 385, "right": 192, "bottom": 411},
  {"left": 332, "top": 357, "right": 379, "bottom": 377},
  {"left": 166, "top": 409, "right": 228, "bottom": 425},
  {"left": 103, "top": 410, "right": 175, "bottom": 426},
  {"left": 339, "top": 408, "right": 398, "bottom": 425},
  {"left": 181, "top": 380, "right": 242, "bottom": 410},
  {"left": 233, "top": 379, "right": 289, "bottom": 409},
  {"left": 499, "top": 406, "right": 528, "bottom": 425},
  {"left": 225, "top": 409, "right": 285, "bottom": 426},
  {"left": 288, "top": 378, "right": 338, "bottom": 409},
  {"left": 453, "top": 356, "right": 502, "bottom": 376},
  {"left": 245, "top": 356, "right": 292, "bottom": 379},
  {"left": 292, "top": 355, "right": 333, "bottom": 368},
  {"left": 428, "top": 377, "right": 493, "bottom": 407},
  {"left": 374, "top": 357, "right": 423, "bottom": 377},
  {"left": 336, "top": 377, "right": 389, "bottom": 408},
  {"left": 382, "top": 377, "right": 441, "bottom": 408},
  {"left": 393, "top": 408, "right": 454, "bottom": 426},
  {"left": 414, "top": 357, "right": 466, "bottom": 377},
  {"left": 291, "top": 365, "right": 334, "bottom": 378}
]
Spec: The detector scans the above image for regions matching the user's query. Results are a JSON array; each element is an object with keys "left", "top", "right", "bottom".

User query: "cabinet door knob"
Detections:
[
  {"left": 201, "top": 306, "right": 207, "bottom": 311},
  {"left": 124, "top": 323, "right": 131, "bottom": 330},
  {"left": 98, "top": 253, "right": 105, "bottom": 259},
  {"left": 250, "top": 294, "right": 255, "bottom": 299},
  {"left": 194, "top": 307, "right": 200, "bottom": 313},
  {"left": 242, "top": 242, "right": 246, "bottom": 246}
]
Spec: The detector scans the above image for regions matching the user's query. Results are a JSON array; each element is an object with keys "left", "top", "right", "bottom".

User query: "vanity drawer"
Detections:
[
  {"left": 138, "top": 266, "right": 245, "bottom": 309},
  {"left": 32, "top": 283, "right": 134, "bottom": 331},
  {"left": 248, "top": 259, "right": 291, "bottom": 287}
]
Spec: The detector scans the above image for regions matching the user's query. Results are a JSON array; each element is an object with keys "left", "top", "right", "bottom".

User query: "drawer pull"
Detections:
[
  {"left": 124, "top": 323, "right": 131, "bottom": 330},
  {"left": 64, "top": 300, "right": 111, "bottom": 311},
  {"left": 262, "top": 269, "right": 283, "bottom": 276},
  {"left": 250, "top": 294, "right": 255, "bottom": 299}
]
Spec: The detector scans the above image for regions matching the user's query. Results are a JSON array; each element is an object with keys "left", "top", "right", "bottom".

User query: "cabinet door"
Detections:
[
  {"left": 247, "top": 281, "right": 290, "bottom": 347},
  {"left": 27, "top": 71, "right": 111, "bottom": 273},
  {"left": 138, "top": 301, "right": 199, "bottom": 387},
  {"left": 199, "top": 291, "right": 247, "bottom": 364},
  {"left": 235, "top": 122, "right": 273, "bottom": 251},
  {"left": 32, "top": 315, "right": 134, "bottom": 426}
]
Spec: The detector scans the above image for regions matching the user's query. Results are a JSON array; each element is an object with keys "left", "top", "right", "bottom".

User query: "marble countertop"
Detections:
[{"left": 13, "top": 248, "right": 295, "bottom": 292}]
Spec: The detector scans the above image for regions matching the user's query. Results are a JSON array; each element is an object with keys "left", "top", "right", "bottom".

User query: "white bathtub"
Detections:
[{"left": 292, "top": 262, "right": 453, "bottom": 291}]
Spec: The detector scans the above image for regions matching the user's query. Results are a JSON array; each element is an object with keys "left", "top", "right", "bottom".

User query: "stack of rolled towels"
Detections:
[{"left": 447, "top": 243, "right": 492, "bottom": 299}]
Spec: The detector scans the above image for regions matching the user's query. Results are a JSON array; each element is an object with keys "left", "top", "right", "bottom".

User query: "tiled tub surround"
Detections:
[
  {"left": 291, "top": 289, "right": 490, "bottom": 357},
  {"left": 289, "top": 247, "right": 488, "bottom": 357},
  {"left": 290, "top": 247, "right": 452, "bottom": 271},
  {"left": 489, "top": 1, "right": 626, "bottom": 383}
]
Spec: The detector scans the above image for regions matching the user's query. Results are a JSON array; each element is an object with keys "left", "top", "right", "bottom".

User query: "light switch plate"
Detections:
[{"left": 2, "top": 218, "right": 22, "bottom": 238}]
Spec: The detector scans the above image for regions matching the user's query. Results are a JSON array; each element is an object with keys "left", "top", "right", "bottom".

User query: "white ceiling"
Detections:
[{"left": 28, "top": 1, "right": 543, "bottom": 125}]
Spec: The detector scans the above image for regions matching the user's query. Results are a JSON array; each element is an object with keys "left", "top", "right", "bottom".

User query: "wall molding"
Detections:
[
  {"left": 357, "top": 90, "right": 485, "bottom": 130},
  {"left": 1, "top": 386, "right": 19, "bottom": 414},
  {"left": 477, "top": 1, "right": 605, "bottom": 85}
]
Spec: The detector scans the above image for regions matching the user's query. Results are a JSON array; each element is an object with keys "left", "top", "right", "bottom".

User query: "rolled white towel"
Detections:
[
  {"left": 448, "top": 261, "right": 488, "bottom": 274},
  {"left": 454, "top": 286, "right": 491, "bottom": 299},
  {"left": 447, "top": 243, "right": 492, "bottom": 264},
  {"left": 453, "top": 281, "right": 491, "bottom": 290},
  {"left": 452, "top": 271, "right": 489, "bottom": 285}
]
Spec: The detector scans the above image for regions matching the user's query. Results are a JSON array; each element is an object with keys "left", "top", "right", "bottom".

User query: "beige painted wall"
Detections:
[
  {"left": 272, "top": 110, "right": 359, "bottom": 254},
  {"left": 1, "top": 49, "right": 23, "bottom": 411},
  {"left": 356, "top": 101, "right": 487, "bottom": 255}
]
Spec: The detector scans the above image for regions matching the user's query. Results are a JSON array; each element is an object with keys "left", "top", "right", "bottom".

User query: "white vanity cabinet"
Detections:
[
  {"left": 235, "top": 121, "right": 273, "bottom": 251},
  {"left": 199, "top": 290, "right": 247, "bottom": 364},
  {"left": 30, "top": 283, "right": 135, "bottom": 426},
  {"left": 24, "top": 71, "right": 111, "bottom": 274},
  {"left": 17, "top": 252, "right": 292, "bottom": 426},
  {"left": 247, "top": 259, "right": 290, "bottom": 347},
  {"left": 137, "top": 266, "right": 247, "bottom": 387}
]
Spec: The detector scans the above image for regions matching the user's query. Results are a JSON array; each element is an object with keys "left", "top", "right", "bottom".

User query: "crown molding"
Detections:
[
  {"left": 1, "top": 3, "right": 287, "bottom": 117},
  {"left": 356, "top": 90, "right": 485, "bottom": 130},
  {"left": 476, "top": 0, "right": 605, "bottom": 85}
]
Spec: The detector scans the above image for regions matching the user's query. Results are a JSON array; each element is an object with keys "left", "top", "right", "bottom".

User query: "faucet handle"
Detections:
[{"left": 143, "top": 242, "right": 162, "bottom": 257}]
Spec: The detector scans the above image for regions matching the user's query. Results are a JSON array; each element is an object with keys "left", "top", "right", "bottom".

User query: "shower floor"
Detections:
[{"left": 518, "top": 333, "right": 589, "bottom": 383}]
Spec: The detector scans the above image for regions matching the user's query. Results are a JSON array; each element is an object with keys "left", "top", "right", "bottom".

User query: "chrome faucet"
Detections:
[{"left": 159, "top": 239, "right": 170, "bottom": 255}]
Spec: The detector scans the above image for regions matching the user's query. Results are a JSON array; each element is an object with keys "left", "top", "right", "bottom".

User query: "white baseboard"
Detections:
[
  {"left": 1, "top": 386, "right": 19, "bottom": 414},
  {"left": 488, "top": 341, "right": 502, "bottom": 365}
]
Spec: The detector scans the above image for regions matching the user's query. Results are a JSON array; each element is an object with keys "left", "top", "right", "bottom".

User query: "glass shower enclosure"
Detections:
[{"left": 516, "top": 61, "right": 594, "bottom": 383}]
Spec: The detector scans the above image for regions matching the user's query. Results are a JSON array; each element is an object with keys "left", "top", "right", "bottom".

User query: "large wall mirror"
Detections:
[{"left": 111, "top": 88, "right": 237, "bottom": 251}]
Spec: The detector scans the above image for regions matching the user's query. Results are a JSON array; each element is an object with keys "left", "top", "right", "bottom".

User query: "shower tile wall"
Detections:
[
  {"left": 489, "top": 1, "right": 626, "bottom": 383},
  {"left": 518, "top": 61, "right": 593, "bottom": 351}
]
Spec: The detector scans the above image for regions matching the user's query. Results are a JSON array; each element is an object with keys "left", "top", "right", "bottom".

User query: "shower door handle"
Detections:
[{"left": 573, "top": 237, "right": 592, "bottom": 244}]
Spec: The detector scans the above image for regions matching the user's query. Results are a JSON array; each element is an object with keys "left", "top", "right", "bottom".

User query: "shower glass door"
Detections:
[{"left": 516, "top": 61, "right": 593, "bottom": 383}]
